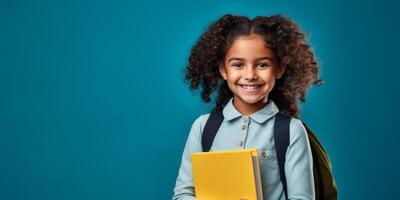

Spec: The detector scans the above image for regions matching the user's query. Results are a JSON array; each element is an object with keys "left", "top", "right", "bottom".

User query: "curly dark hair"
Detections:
[{"left": 184, "top": 14, "right": 323, "bottom": 118}]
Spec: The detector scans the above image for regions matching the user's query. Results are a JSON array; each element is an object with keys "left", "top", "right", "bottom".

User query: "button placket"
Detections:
[{"left": 239, "top": 116, "right": 250, "bottom": 148}]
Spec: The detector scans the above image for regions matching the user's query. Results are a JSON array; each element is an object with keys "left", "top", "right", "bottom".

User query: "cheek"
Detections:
[
  {"left": 226, "top": 71, "right": 241, "bottom": 82},
  {"left": 261, "top": 73, "right": 277, "bottom": 90},
  {"left": 260, "top": 71, "right": 277, "bottom": 82},
  {"left": 268, "top": 79, "right": 276, "bottom": 89}
]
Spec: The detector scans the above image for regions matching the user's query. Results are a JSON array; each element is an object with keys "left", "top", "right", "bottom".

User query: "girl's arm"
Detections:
[
  {"left": 284, "top": 118, "right": 316, "bottom": 200},
  {"left": 172, "top": 115, "right": 207, "bottom": 200}
]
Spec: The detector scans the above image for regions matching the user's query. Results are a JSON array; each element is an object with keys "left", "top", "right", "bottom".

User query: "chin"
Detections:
[{"left": 237, "top": 95, "right": 265, "bottom": 105}]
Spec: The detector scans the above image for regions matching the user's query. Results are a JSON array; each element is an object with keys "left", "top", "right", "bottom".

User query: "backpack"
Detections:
[{"left": 201, "top": 111, "right": 338, "bottom": 200}]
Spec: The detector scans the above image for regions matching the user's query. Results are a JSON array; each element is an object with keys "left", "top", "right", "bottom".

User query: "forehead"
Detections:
[{"left": 225, "top": 34, "right": 275, "bottom": 60}]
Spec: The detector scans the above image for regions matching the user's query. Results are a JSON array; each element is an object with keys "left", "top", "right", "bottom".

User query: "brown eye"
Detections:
[
  {"left": 232, "top": 63, "right": 243, "bottom": 68},
  {"left": 257, "top": 63, "right": 270, "bottom": 68}
]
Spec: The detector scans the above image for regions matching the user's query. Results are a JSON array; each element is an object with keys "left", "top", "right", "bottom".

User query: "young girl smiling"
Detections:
[{"left": 173, "top": 14, "right": 322, "bottom": 200}]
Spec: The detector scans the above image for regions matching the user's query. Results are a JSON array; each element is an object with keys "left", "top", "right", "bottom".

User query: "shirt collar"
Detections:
[{"left": 222, "top": 97, "right": 279, "bottom": 124}]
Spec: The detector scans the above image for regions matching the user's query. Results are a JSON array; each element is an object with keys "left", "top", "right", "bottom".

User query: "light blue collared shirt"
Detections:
[{"left": 172, "top": 98, "right": 315, "bottom": 200}]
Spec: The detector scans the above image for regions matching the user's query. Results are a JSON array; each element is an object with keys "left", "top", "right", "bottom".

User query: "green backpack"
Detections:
[
  {"left": 202, "top": 111, "right": 338, "bottom": 200},
  {"left": 303, "top": 122, "right": 338, "bottom": 200}
]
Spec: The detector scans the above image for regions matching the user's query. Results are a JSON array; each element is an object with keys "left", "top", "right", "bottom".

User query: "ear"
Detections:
[
  {"left": 277, "top": 65, "right": 287, "bottom": 79},
  {"left": 219, "top": 63, "right": 227, "bottom": 80}
]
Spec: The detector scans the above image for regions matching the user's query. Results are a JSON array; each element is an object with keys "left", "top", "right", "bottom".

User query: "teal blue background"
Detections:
[{"left": 1, "top": 0, "right": 398, "bottom": 199}]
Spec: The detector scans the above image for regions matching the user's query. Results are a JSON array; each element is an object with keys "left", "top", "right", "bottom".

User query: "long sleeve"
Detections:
[
  {"left": 172, "top": 115, "right": 207, "bottom": 200},
  {"left": 284, "top": 118, "right": 315, "bottom": 200}
]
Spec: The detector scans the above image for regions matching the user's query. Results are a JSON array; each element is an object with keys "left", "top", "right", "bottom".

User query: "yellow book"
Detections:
[{"left": 191, "top": 148, "right": 263, "bottom": 200}]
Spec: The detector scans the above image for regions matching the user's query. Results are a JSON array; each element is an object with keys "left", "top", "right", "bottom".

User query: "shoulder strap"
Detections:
[
  {"left": 274, "top": 112, "right": 291, "bottom": 200},
  {"left": 202, "top": 110, "right": 224, "bottom": 152}
]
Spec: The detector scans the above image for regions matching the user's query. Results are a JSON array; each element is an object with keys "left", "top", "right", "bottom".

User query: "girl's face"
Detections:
[{"left": 219, "top": 34, "right": 286, "bottom": 114}]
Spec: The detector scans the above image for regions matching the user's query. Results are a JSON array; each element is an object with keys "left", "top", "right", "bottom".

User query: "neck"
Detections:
[{"left": 233, "top": 97, "right": 269, "bottom": 115}]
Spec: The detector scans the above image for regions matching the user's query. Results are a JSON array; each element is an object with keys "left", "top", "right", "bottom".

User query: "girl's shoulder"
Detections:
[
  {"left": 190, "top": 113, "right": 211, "bottom": 132},
  {"left": 288, "top": 116, "right": 309, "bottom": 144},
  {"left": 289, "top": 117, "right": 304, "bottom": 129},
  {"left": 186, "top": 113, "right": 211, "bottom": 142}
]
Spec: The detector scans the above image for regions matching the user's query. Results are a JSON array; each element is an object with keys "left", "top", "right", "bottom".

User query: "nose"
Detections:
[{"left": 243, "top": 67, "right": 257, "bottom": 80}]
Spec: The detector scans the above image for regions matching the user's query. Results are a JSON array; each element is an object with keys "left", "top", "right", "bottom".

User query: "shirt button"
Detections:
[
  {"left": 261, "top": 151, "right": 267, "bottom": 158},
  {"left": 239, "top": 141, "right": 244, "bottom": 147},
  {"left": 243, "top": 116, "right": 249, "bottom": 123},
  {"left": 241, "top": 125, "right": 247, "bottom": 130}
]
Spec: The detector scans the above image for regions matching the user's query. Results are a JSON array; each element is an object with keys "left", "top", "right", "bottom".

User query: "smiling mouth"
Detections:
[{"left": 238, "top": 84, "right": 262, "bottom": 92}]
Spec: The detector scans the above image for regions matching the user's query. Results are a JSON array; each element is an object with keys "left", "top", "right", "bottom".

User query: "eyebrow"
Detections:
[{"left": 227, "top": 56, "right": 274, "bottom": 63}]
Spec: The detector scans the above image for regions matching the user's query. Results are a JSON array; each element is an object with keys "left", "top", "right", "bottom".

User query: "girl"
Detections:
[{"left": 173, "top": 14, "right": 322, "bottom": 200}]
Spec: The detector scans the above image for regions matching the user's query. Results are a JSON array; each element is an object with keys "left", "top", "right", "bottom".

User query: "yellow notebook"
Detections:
[{"left": 191, "top": 148, "right": 263, "bottom": 200}]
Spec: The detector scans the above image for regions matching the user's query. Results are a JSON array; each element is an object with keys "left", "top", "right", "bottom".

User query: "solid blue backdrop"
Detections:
[{"left": 1, "top": 0, "right": 398, "bottom": 199}]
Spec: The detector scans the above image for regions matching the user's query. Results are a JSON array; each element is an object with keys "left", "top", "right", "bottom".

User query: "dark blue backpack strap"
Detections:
[
  {"left": 202, "top": 110, "right": 224, "bottom": 152},
  {"left": 274, "top": 112, "right": 291, "bottom": 200}
]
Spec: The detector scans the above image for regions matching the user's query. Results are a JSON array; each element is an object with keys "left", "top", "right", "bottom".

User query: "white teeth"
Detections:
[{"left": 240, "top": 85, "right": 260, "bottom": 89}]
